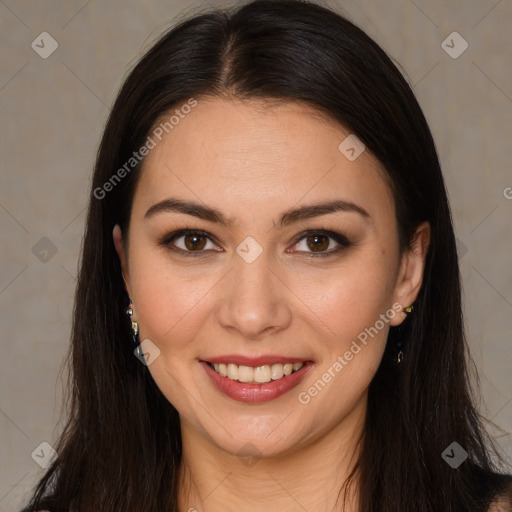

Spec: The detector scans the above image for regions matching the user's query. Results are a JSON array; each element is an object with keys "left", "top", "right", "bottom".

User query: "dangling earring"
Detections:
[
  {"left": 126, "top": 301, "right": 139, "bottom": 347},
  {"left": 393, "top": 304, "right": 414, "bottom": 365}
]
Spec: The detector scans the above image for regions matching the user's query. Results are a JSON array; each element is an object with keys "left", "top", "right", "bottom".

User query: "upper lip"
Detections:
[{"left": 202, "top": 355, "right": 312, "bottom": 367}]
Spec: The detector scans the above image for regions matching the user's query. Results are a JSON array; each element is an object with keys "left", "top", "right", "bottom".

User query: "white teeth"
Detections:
[
  {"left": 254, "top": 365, "right": 271, "bottom": 383},
  {"left": 270, "top": 364, "right": 284, "bottom": 380},
  {"left": 238, "top": 365, "right": 253, "bottom": 383},
  {"left": 210, "top": 361, "right": 305, "bottom": 384},
  {"left": 227, "top": 363, "right": 238, "bottom": 380}
]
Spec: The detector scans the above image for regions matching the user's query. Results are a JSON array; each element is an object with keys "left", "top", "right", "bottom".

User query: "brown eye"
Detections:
[
  {"left": 160, "top": 229, "right": 220, "bottom": 255},
  {"left": 290, "top": 229, "right": 352, "bottom": 257},
  {"left": 306, "top": 234, "right": 330, "bottom": 252},
  {"left": 183, "top": 233, "right": 207, "bottom": 251}
]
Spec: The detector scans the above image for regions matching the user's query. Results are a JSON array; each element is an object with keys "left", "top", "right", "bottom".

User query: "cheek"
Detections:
[
  {"left": 291, "top": 251, "right": 397, "bottom": 399},
  {"left": 129, "top": 251, "right": 220, "bottom": 351},
  {"left": 292, "top": 250, "right": 397, "bottom": 340},
  {"left": 297, "top": 266, "right": 394, "bottom": 412}
]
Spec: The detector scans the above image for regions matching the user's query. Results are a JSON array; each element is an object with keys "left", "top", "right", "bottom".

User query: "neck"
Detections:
[{"left": 177, "top": 396, "right": 366, "bottom": 512}]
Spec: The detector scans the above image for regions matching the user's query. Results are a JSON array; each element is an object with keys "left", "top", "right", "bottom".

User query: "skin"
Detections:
[{"left": 113, "top": 97, "right": 430, "bottom": 512}]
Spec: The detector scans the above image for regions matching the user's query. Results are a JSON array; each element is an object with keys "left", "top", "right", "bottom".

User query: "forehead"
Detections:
[{"left": 133, "top": 97, "right": 394, "bottom": 225}]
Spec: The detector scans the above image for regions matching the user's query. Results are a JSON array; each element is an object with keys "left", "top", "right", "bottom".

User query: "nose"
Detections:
[{"left": 216, "top": 249, "right": 293, "bottom": 341}]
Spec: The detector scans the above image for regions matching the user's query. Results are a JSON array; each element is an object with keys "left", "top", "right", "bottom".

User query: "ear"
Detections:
[
  {"left": 389, "top": 221, "right": 431, "bottom": 327},
  {"left": 113, "top": 224, "right": 131, "bottom": 297}
]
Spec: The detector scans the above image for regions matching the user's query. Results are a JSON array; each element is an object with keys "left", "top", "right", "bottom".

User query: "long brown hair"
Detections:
[{"left": 22, "top": 1, "right": 511, "bottom": 511}]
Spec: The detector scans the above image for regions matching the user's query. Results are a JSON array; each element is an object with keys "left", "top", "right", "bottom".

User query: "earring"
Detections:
[
  {"left": 126, "top": 302, "right": 140, "bottom": 347},
  {"left": 393, "top": 304, "right": 414, "bottom": 365}
]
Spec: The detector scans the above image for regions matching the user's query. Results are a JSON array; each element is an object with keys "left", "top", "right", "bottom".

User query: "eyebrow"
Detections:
[{"left": 144, "top": 197, "right": 370, "bottom": 227}]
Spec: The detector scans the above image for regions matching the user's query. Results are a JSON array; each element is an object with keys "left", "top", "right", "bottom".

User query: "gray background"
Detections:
[{"left": 1, "top": 0, "right": 511, "bottom": 510}]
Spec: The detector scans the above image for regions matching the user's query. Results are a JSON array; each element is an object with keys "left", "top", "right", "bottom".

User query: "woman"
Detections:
[{"left": 22, "top": 0, "right": 512, "bottom": 511}]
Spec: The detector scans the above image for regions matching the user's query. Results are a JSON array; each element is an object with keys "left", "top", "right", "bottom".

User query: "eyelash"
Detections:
[{"left": 158, "top": 227, "right": 353, "bottom": 258}]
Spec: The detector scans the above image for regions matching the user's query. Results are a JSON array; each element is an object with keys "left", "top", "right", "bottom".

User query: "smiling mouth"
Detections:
[{"left": 206, "top": 361, "right": 308, "bottom": 384}]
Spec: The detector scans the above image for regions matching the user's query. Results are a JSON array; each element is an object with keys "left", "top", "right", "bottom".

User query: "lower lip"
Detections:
[{"left": 200, "top": 361, "right": 314, "bottom": 403}]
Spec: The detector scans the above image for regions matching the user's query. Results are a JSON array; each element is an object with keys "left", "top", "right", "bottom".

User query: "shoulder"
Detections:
[{"left": 487, "top": 476, "right": 512, "bottom": 512}]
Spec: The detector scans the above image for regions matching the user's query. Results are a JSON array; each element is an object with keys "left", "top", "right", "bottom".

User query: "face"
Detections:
[{"left": 113, "top": 97, "right": 429, "bottom": 459}]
